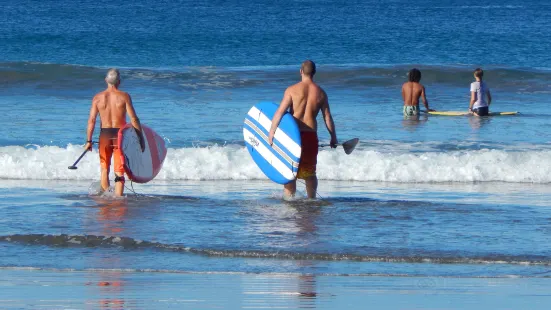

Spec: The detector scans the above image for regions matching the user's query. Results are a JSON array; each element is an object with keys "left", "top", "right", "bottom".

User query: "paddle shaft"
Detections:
[
  {"left": 319, "top": 143, "right": 338, "bottom": 148},
  {"left": 319, "top": 138, "right": 359, "bottom": 155},
  {"left": 319, "top": 138, "right": 355, "bottom": 148},
  {"left": 68, "top": 149, "right": 89, "bottom": 169}
]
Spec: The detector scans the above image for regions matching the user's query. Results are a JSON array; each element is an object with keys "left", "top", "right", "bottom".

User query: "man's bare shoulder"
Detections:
[
  {"left": 92, "top": 90, "right": 107, "bottom": 103},
  {"left": 310, "top": 82, "right": 326, "bottom": 98},
  {"left": 93, "top": 89, "right": 107, "bottom": 97},
  {"left": 92, "top": 89, "right": 131, "bottom": 103},
  {"left": 110, "top": 89, "right": 132, "bottom": 101},
  {"left": 109, "top": 88, "right": 129, "bottom": 97},
  {"left": 317, "top": 84, "right": 327, "bottom": 95},
  {"left": 286, "top": 81, "right": 304, "bottom": 92},
  {"left": 119, "top": 90, "right": 132, "bottom": 101}
]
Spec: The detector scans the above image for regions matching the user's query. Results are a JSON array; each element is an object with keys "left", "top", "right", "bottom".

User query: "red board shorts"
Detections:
[
  {"left": 296, "top": 131, "right": 319, "bottom": 180},
  {"left": 99, "top": 128, "right": 124, "bottom": 174}
]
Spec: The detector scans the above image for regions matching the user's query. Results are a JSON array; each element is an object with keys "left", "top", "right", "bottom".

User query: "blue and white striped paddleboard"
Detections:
[{"left": 243, "top": 102, "right": 302, "bottom": 184}]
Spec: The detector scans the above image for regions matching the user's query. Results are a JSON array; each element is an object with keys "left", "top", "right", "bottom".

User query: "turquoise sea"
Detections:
[{"left": 1, "top": 0, "right": 551, "bottom": 308}]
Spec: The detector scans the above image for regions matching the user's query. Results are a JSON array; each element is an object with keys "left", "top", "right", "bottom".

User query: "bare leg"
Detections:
[
  {"left": 100, "top": 167, "right": 110, "bottom": 192},
  {"left": 284, "top": 180, "right": 297, "bottom": 199},
  {"left": 304, "top": 176, "right": 318, "bottom": 199},
  {"left": 114, "top": 172, "right": 124, "bottom": 196}
]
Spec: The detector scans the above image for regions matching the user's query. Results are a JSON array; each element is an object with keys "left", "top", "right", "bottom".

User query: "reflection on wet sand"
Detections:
[
  {"left": 89, "top": 197, "right": 128, "bottom": 309},
  {"left": 96, "top": 199, "right": 128, "bottom": 235},
  {"left": 469, "top": 115, "right": 492, "bottom": 130},
  {"left": 94, "top": 269, "right": 125, "bottom": 310},
  {"left": 402, "top": 113, "right": 428, "bottom": 131},
  {"left": 293, "top": 205, "right": 321, "bottom": 306}
]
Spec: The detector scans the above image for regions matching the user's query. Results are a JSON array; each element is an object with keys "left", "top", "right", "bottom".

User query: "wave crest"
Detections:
[{"left": 1, "top": 145, "right": 551, "bottom": 183}]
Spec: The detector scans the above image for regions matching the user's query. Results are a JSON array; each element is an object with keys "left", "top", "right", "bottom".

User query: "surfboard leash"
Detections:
[
  {"left": 297, "top": 180, "right": 324, "bottom": 200},
  {"left": 124, "top": 180, "right": 143, "bottom": 197}
]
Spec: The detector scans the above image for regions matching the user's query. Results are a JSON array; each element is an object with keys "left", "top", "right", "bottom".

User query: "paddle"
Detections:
[
  {"left": 68, "top": 142, "right": 97, "bottom": 170},
  {"left": 319, "top": 138, "right": 359, "bottom": 155},
  {"left": 68, "top": 150, "right": 89, "bottom": 170}
]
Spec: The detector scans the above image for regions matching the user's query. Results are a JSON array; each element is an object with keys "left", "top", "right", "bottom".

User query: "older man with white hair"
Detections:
[{"left": 84, "top": 68, "right": 145, "bottom": 196}]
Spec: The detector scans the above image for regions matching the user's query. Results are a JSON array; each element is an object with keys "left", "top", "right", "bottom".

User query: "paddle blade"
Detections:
[{"left": 342, "top": 138, "right": 359, "bottom": 155}]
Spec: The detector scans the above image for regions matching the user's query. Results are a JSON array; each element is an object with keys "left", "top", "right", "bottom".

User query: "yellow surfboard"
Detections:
[{"left": 428, "top": 111, "right": 518, "bottom": 116}]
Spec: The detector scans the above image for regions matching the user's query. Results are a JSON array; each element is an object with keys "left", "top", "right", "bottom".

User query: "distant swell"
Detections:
[
  {"left": 2, "top": 145, "right": 551, "bottom": 183},
  {"left": 2, "top": 234, "right": 550, "bottom": 266},
  {"left": 1, "top": 62, "right": 550, "bottom": 91}
]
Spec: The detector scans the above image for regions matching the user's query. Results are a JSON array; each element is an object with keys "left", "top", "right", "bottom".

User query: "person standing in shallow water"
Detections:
[
  {"left": 84, "top": 69, "right": 145, "bottom": 196},
  {"left": 402, "top": 68, "right": 434, "bottom": 117},
  {"left": 268, "top": 60, "right": 338, "bottom": 199},
  {"left": 468, "top": 68, "right": 492, "bottom": 116}
]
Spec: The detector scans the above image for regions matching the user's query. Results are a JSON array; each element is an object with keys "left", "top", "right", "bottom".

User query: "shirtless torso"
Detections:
[
  {"left": 285, "top": 80, "right": 328, "bottom": 133},
  {"left": 92, "top": 88, "right": 132, "bottom": 128},
  {"left": 269, "top": 78, "right": 337, "bottom": 144},
  {"left": 401, "top": 81, "right": 427, "bottom": 107}
]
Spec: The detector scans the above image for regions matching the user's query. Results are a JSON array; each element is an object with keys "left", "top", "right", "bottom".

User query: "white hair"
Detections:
[{"left": 105, "top": 68, "right": 120, "bottom": 85}]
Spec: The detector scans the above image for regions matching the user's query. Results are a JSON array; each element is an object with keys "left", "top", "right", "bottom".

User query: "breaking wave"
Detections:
[{"left": 1, "top": 144, "right": 551, "bottom": 183}]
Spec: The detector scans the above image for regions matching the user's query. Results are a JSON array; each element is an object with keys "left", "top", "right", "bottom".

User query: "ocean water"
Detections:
[{"left": 1, "top": 0, "right": 551, "bottom": 307}]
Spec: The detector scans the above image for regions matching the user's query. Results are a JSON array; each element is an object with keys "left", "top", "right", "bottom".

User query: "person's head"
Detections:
[
  {"left": 300, "top": 60, "right": 316, "bottom": 78},
  {"left": 474, "top": 68, "right": 484, "bottom": 80},
  {"left": 408, "top": 68, "right": 421, "bottom": 83},
  {"left": 105, "top": 68, "right": 121, "bottom": 86}
]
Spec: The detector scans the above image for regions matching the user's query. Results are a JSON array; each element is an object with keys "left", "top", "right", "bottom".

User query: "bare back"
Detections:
[
  {"left": 92, "top": 88, "right": 131, "bottom": 128},
  {"left": 401, "top": 82, "right": 425, "bottom": 106},
  {"left": 286, "top": 81, "right": 327, "bottom": 132},
  {"left": 269, "top": 74, "right": 336, "bottom": 149}
]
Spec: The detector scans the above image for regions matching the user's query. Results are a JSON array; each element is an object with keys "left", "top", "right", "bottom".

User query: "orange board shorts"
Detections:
[
  {"left": 296, "top": 131, "right": 319, "bottom": 180},
  {"left": 99, "top": 128, "right": 124, "bottom": 174}
]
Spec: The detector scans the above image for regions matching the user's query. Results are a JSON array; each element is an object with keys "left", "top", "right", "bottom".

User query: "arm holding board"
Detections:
[{"left": 268, "top": 89, "right": 293, "bottom": 146}]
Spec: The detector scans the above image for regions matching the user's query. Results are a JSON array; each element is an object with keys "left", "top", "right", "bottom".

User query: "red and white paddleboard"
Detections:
[{"left": 118, "top": 124, "right": 167, "bottom": 183}]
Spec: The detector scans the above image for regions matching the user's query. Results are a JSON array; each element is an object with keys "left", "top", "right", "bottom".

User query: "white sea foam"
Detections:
[{"left": 1, "top": 144, "right": 551, "bottom": 183}]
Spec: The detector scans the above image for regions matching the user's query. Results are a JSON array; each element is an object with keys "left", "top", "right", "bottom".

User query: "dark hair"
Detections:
[
  {"left": 474, "top": 68, "right": 484, "bottom": 78},
  {"left": 301, "top": 60, "right": 316, "bottom": 77},
  {"left": 408, "top": 68, "right": 421, "bottom": 82}
]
